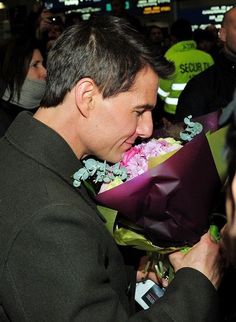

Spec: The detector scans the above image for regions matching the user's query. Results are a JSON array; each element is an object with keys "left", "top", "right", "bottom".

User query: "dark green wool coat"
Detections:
[{"left": 0, "top": 112, "right": 220, "bottom": 322}]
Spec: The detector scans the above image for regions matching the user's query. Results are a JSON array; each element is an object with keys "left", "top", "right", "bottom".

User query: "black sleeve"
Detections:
[
  {"left": 175, "top": 76, "right": 209, "bottom": 121},
  {"left": 130, "top": 268, "right": 220, "bottom": 322}
]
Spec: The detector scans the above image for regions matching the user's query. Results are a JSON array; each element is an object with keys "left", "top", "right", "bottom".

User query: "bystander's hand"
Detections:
[
  {"left": 220, "top": 223, "right": 236, "bottom": 268},
  {"left": 169, "top": 232, "right": 223, "bottom": 289},
  {"left": 35, "top": 9, "right": 53, "bottom": 39}
]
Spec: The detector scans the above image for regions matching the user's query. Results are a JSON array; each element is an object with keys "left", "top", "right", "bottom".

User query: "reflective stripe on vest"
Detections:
[
  {"left": 165, "top": 97, "right": 178, "bottom": 105},
  {"left": 158, "top": 87, "right": 169, "bottom": 97},
  {"left": 171, "top": 83, "right": 187, "bottom": 91},
  {"left": 164, "top": 96, "right": 179, "bottom": 114}
]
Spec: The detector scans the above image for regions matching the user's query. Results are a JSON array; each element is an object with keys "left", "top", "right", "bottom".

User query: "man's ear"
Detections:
[
  {"left": 219, "top": 27, "right": 226, "bottom": 42},
  {"left": 74, "top": 78, "right": 96, "bottom": 117}
]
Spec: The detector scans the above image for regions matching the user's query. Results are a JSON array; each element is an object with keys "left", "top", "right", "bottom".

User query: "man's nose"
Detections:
[{"left": 137, "top": 111, "right": 153, "bottom": 139}]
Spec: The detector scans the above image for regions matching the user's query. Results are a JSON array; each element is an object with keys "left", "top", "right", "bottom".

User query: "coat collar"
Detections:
[
  {"left": 5, "top": 111, "right": 104, "bottom": 220},
  {"left": 6, "top": 111, "right": 81, "bottom": 184}
]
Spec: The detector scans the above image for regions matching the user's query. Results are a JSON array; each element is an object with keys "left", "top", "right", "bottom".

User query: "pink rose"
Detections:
[{"left": 121, "top": 146, "right": 141, "bottom": 167}]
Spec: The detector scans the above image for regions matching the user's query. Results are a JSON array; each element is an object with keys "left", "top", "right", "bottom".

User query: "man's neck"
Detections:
[{"left": 223, "top": 47, "right": 236, "bottom": 63}]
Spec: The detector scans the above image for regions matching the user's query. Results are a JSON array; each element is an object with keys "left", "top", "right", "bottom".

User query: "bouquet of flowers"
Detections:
[{"left": 72, "top": 111, "right": 227, "bottom": 282}]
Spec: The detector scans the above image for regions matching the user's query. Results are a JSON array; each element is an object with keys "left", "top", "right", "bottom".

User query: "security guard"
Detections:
[{"left": 158, "top": 19, "right": 214, "bottom": 119}]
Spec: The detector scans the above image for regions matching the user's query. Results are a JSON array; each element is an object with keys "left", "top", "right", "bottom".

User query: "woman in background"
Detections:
[{"left": 0, "top": 37, "right": 46, "bottom": 136}]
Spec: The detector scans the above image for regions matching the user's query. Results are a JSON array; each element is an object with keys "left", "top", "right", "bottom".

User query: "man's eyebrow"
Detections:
[{"left": 136, "top": 104, "right": 155, "bottom": 111}]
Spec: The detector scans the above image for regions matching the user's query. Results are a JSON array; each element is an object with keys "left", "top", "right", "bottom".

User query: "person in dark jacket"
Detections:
[
  {"left": 218, "top": 100, "right": 236, "bottom": 322},
  {"left": 175, "top": 6, "right": 236, "bottom": 121},
  {"left": 0, "top": 15, "right": 222, "bottom": 321},
  {"left": 0, "top": 36, "right": 46, "bottom": 137}
]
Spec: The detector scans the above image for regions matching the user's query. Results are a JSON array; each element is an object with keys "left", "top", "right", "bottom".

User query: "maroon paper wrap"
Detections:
[{"left": 96, "top": 128, "right": 222, "bottom": 247}]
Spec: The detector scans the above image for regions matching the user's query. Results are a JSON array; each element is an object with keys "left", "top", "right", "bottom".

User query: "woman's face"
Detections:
[{"left": 27, "top": 49, "right": 46, "bottom": 81}]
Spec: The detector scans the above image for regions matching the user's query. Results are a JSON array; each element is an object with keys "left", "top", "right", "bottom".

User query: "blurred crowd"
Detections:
[{"left": 0, "top": 0, "right": 228, "bottom": 136}]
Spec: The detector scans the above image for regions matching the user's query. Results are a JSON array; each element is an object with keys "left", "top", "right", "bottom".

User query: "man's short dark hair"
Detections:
[{"left": 41, "top": 15, "right": 174, "bottom": 107}]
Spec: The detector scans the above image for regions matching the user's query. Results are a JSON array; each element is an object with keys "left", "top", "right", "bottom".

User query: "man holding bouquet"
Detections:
[{"left": 0, "top": 15, "right": 223, "bottom": 321}]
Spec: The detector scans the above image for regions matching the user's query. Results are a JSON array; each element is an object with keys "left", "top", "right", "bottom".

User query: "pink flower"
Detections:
[
  {"left": 121, "top": 146, "right": 141, "bottom": 167},
  {"left": 120, "top": 138, "right": 182, "bottom": 180}
]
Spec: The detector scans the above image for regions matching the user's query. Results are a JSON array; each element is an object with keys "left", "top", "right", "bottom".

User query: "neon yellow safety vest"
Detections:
[{"left": 158, "top": 40, "right": 214, "bottom": 115}]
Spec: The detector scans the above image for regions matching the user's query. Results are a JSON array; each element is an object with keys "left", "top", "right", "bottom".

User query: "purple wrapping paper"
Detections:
[
  {"left": 96, "top": 132, "right": 222, "bottom": 248},
  {"left": 194, "top": 110, "right": 220, "bottom": 132}
]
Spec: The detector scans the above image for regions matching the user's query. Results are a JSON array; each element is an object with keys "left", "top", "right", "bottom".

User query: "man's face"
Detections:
[
  {"left": 220, "top": 10, "right": 236, "bottom": 55},
  {"left": 80, "top": 66, "right": 159, "bottom": 163},
  {"left": 150, "top": 27, "right": 164, "bottom": 44}
]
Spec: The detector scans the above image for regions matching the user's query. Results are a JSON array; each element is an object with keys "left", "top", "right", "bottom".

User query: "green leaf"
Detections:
[
  {"left": 97, "top": 205, "right": 118, "bottom": 236},
  {"left": 83, "top": 181, "right": 96, "bottom": 196},
  {"left": 113, "top": 227, "right": 182, "bottom": 254},
  {"left": 206, "top": 125, "right": 228, "bottom": 183}
]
